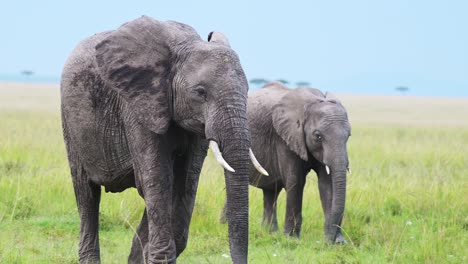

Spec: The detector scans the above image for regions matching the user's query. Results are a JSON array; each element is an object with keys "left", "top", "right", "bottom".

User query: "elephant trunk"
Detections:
[
  {"left": 221, "top": 125, "right": 249, "bottom": 263},
  {"left": 207, "top": 101, "right": 250, "bottom": 263},
  {"left": 223, "top": 142, "right": 249, "bottom": 263},
  {"left": 325, "top": 152, "right": 348, "bottom": 243}
]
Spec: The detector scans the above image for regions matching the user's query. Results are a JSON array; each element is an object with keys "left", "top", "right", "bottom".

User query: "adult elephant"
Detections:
[
  {"left": 61, "top": 16, "right": 266, "bottom": 264},
  {"left": 221, "top": 82, "right": 351, "bottom": 244}
]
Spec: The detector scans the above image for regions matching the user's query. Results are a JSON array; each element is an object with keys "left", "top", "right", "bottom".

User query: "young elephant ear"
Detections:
[
  {"left": 95, "top": 16, "right": 199, "bottom": 134},
  {"left": 272, "top": 88, "right": 322, "bottom": 161}
]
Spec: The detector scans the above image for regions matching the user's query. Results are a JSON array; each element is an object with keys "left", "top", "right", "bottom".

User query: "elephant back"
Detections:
[
  {"left": 247, "top": 82, "right": 291, "bottom": 153},
  {"left": 248, "top": 82, "right": 289, "bottom": 117}
]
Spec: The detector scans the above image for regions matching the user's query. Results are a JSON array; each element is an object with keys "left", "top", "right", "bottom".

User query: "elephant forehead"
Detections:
[
  {"left": 180, "top": 51, "right": 245, "bottom": 83},
  {"left": 316, "top": 117, "right": 351, "bottom": 134},
  {"left": 189, "top": 45, "right": 241, "bottom": 66},
  {"left": 311, "top": 103, "right": 348, "bottom": 117},
  {"left": 307, "top": 104, "right": 350, "bottom": 129}
]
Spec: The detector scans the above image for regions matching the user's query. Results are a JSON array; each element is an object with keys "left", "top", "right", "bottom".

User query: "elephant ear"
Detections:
[
  {"left": 272, "top": 88, "right": 325, "bottom": 161},
  {"left": 207, "top": 31, "right": 231, "bottom": 47},
  {"left": 324, "top": 91, "right": 341, "bottom": 104},
  {"left": 95, "top": 16, "right": 199, "bottom": 134}
]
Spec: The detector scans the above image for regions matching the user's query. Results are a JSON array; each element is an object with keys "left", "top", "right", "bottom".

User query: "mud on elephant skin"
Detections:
[
  {"left": 61, "top": 16, "right": 265, "bottom": 264},
  {"left": 221, "top": 82, "right": 351, "bottom": 244}
]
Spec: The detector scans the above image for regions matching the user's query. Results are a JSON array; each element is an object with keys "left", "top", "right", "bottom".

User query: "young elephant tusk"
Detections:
[
  {"left": 249, "top": 149, "right": 269, "bottom": 176},
  {"left": 325, "top": 165, "right": 330, "bottom": 175},
  {"left": 209, "top": 141, "right": 235, "bottom": 172}
]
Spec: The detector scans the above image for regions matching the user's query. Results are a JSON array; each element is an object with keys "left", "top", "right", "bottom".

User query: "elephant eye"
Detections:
[
  {"left": 192, "top": 86, "right": 207, "bottom": 100},
  {"left": 313, "top": 131, "right": 322, "bottom": 141}
]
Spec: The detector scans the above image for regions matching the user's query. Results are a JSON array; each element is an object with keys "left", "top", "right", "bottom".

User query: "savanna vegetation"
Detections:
[{"left": 0, "top": 83, "right": 466, "bottom": 263}]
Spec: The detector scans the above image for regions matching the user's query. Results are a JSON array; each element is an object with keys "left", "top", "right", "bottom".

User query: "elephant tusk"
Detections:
[
  {"left": 209, "top": 141, "right": 235, "bottom": 173},
  {"left": 249, "top": 149, "right": 269, "bottom": 176},
  {"left": 347, "top": 167, "right": 351, "bottom": 175},
  {"left": 325, "top": 165, "right": 330, "bottom": 175}
]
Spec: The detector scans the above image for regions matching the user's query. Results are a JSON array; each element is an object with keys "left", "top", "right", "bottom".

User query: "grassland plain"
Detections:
[{"left": 0, "top": 83, "right": 467, "bottom": 263}]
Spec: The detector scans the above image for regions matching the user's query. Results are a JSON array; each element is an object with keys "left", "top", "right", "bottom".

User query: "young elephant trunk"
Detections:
[{"left": 324, "top": 152, "right": 348, "bottom": 243}]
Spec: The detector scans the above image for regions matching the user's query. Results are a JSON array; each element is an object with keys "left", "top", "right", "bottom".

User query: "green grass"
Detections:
[{"left": 0, "top": 84, "right": 467, "bottom": 263}]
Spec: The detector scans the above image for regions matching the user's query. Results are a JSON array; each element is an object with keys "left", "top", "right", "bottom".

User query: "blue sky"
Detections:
[{"left": 1, "top": 0, "right": 467, "bottom": 96}]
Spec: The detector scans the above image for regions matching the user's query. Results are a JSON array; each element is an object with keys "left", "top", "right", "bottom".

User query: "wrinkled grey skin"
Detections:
[
  {"left": 222, "top": 82, "right": 350, "bottom": 243},
  {"left": 61, "top": 16, "right": 250, "bottom": 264}
]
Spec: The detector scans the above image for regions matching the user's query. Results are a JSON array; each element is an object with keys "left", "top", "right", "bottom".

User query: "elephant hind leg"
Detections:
[
  {"left": 128, "top": 209, "right": 149, "bottom": 264},
  {"left": 71, "top": 166, "right": 102, "bottom": 263},
  {"left": 262, "top": 189, "right": 280, "bottom": 232}
]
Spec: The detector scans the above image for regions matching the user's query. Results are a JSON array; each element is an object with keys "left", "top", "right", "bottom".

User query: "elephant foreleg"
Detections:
[
  {"left": 318, "top": 167, "right": 345, "bottom": 243},
  {"left": 72, "top": 166, "right": 102, "bottom": 264},
  {"left": 128, "top": 209, "right": 149, "bottom": 264},
  {"left": 127, "top": 126, "right": 176, "bottom": 263},
  {"left": 262, "top": 189, "right": 280, "bottom": 232},
  {"left": 142, "top": 165, "right": 176, "bottom": 263},
  {"left": 284, "top": 180, "right": 305, "bottom": 238},
  {"left": 172, "top": 136, "right": 208, "bottom": 256}
]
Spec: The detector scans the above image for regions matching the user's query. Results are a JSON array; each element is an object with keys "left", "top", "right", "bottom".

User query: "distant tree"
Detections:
[
  {"left": 395, "top": 86, "right": 409, "bottom": 94},
  {"left": 296, "top": 81, "right": 310, "bottom": 87},
  {"left": 249, "top": 78, "right": 269, "bottom": 85},
  {"left": 21, "top": 70, "right": 34, "bottom": 77},
  {"left": 276, "top": 79, "right": 289, "bottom": 85},
  {"left": 249, "top": 78, "right": 270, "bottom": 89}
]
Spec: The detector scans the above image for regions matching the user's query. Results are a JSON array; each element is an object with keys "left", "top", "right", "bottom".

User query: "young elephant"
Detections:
[{"left": 222, "top": 82, "right": 351, "bottom": 243}]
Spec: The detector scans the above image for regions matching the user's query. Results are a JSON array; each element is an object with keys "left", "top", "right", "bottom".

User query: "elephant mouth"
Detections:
[
  {"left": 178, "top": 119, "right": 205, "bottom": 136},
  {"left": 209, "top": 140, "right": 268, "bottom": 176}
]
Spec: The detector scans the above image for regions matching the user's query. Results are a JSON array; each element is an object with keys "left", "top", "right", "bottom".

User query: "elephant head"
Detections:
[
  {"left": 272, "top": 87, "right": 351, "bottom": 243},
  {"left": 94, "top": 16, "right": 265, "bottom": 263}
]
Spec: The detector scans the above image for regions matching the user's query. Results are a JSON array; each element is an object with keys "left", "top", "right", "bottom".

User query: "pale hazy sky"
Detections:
[{"left": 1, "top": 0, "right": 467, "bottom": 96}]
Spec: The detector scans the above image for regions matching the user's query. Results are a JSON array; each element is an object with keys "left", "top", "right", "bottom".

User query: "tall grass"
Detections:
[{"left": 0, "top": 84, "right": 466, "bottom": 263}]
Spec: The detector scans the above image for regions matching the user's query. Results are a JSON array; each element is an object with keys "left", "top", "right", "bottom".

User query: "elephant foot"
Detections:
[
  {"left": 284, "top": 229, "right": 300, "bottom": 239},
  {"left": 335, "top": 233, "right": 347, "bottom": 244},
  {"left": 269, "top": 224, "right": 279, "bottom": 233},
  {"left": 79, "top": 256, "right": 100, "bottom": 264},
  {"left": 287, "top": 233, "right": 300, "bottom": 240},
  {"left": 128, "top": 250, "right": 147, "bottom": 264},
  {"left": 262, "top": 222, "right": 279, "bottom": 233}
]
